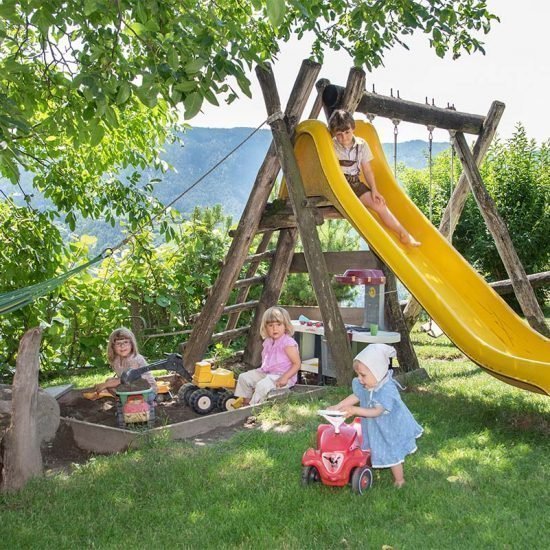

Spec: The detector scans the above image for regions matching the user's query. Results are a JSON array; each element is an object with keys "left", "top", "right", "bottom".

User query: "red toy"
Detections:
[{"left": 301, "top": 410, "right": 373, "bottom": 495}]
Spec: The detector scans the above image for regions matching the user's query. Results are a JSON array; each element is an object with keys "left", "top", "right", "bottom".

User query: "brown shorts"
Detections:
[{"left": 345, "top": 174, "right": 370, "bottom": 198}]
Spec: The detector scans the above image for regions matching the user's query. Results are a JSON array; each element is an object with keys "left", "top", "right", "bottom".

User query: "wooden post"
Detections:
[
  {"left": 311, "top": 78, "right": 331, "bottom": 121},
  {"left": 403, "top": 101, "right": 506, "bottom": 329},
  {"left": 256, "top": 63, "right": 354, "bottom": 385},
  {"left": 453, "top": 131, "right": 549, "bottom": 337},
  {"left": 332, "top": 67, "right": 420, "bottom": 371},
  {"left": 337, "top": 67, "right": 366, "bottom": 114},
  {"left": 183, "top": 59, "right": 321, "bottom": 371},
  {"left": 242, "top": 69, "right": 332, "bottom": 367},
  {"left": 1, "top": 328, "right": 43, "bottom": 492}
]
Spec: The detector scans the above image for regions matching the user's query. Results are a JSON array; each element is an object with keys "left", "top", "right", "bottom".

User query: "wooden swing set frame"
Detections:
[{"left": 182, "top": 60, "right": 548, "bottom": 385}]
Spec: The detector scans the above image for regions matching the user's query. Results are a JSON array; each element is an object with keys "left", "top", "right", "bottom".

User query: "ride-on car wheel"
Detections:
[
  {"left": 351, "top": 466, "right": 373, "bottom": 495},
  {"left": 189, "top": 388, "right": 216, "bottom": 415},
  {"left": 301, "top": 466, "right": 320, "bottom": 486},
  {"left": 178, "top": 383, "right": 198, "bottom": 406}
]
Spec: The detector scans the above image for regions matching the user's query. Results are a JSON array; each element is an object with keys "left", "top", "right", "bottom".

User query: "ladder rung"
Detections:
[
  {"left": 233, "top": 275, "right": 266, "bottom": 288},
  {"left": 222, "top": 300, "right": 259, "bottom": 315},
  {"left": 211, "top": 326, "right": 250, "bottom": 343},
  {"left": 244, "top": 250, "right": 275, "bottom": 263}
]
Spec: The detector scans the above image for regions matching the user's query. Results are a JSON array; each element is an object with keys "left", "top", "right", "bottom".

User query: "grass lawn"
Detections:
[{"left": 1, "top": 327, "right": 548, "bottom": 549}]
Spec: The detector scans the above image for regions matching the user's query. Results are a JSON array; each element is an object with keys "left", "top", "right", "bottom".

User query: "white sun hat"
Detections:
[{"left": 354, "top": 344, "right": 397, "bottom": 382}]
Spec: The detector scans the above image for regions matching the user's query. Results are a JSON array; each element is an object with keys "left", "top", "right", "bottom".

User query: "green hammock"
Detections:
[{"left": 0, "top": 253, "right": 105, "bottom": 316}]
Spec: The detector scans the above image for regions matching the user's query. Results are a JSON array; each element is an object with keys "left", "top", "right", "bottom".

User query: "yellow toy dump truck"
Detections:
[{"left": 178, "top": 360, "right": 239, "bottom": 415}]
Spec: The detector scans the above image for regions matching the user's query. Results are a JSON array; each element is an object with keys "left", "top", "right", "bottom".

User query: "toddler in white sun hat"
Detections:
[{"left": 329, "top": 344, "right": 423, "bottom": 487}]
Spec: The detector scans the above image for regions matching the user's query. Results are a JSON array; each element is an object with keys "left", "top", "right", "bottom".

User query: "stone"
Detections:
[{"left": 0, "top": 384, "right": 60, "bottom": 444}]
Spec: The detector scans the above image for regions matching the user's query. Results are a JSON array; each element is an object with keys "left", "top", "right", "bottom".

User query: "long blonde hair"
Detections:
[
  {"left": 107, "top": 327, "right": 139, "bottom": 365},
  {"left": 259, "top": 306, "right": 294, "bottom": 339}
]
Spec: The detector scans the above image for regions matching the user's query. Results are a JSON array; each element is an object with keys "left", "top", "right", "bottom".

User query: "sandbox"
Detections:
[{"left": 57, "top": 384, "right": 326, "bottom": 454}]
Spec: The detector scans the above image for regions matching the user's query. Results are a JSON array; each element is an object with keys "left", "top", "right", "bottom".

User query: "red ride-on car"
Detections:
[{"left": 301, "top": 410, "right": 373, "bottom": 495}]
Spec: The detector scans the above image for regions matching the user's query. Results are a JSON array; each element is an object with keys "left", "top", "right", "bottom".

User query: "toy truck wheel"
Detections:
[
  {"left": 178, "top": 383, "right": 198, "bottom": 405},
  {"left": 189, "top": 389, "right": 216, "bottom": 415},
  {"left": 219, "top": 393, "right": 239, "bottom": 411},
  {"left": 301, "top": 466, "right": 320, "bottom": 486},
  {"left": 215, "top": 391, "right": 230, "bottom": 410},
  {"left": 351, "top": 466, "right": 373, "bottom": 495}
]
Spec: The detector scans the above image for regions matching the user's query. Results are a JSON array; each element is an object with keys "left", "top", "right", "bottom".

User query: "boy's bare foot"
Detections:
[{"left": 399, "top": 232, "right": 421, "bottom": 247}]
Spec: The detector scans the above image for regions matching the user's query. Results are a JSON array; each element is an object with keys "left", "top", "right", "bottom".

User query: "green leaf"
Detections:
[
  {"left": 155, "top": 295, "right": 171, "bottom": 307},
  {"left": 184, "top": 58, "right": 205, "bottom": 75},
  {"left": 0, "top": 151, "right": 20, "bottom": 183},
  {"left": 116, "top": 82, "right": 132, "bottom": 105},
  {"left": 174, "top": 81, "right": 196, "bottom": 93},
  {"left": 266, "top": 0, "right": 286, "bottom": 28},
  {"left": 89, "top": 121, "right": 105, "bottom": 147},
  {"left": 183, "top": 92, "right": 203, "bottom": 120},
  {"left": 166, "top": 49, "right": 179, "bottom": 71},
  {"left": 126, "top": 22, "right": 147, "bottom": 36}
]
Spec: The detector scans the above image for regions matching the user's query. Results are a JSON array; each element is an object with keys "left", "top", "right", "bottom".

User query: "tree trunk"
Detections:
[{"left": 1, "top": 327, "right": 43, "bottom": 493}]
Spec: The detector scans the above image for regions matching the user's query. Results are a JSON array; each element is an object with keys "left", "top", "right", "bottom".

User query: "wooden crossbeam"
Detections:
[
  {"left": 289, "top": 250, "right": 383, "bottom": 274},
  {"left": 490, "top": 271, "right": 550, "bottom": 295},
  {"left": 244, "top": 250, "right": 275, "bottom": 263},
  {"left": 233, "top": 275, "right": 266, "bottom": 289},
  {"left": 324, "top": 84, "right": 485, "bottom": 134},
  {"left": 221, "top": 300, "right": 259, "bottom": 315}
]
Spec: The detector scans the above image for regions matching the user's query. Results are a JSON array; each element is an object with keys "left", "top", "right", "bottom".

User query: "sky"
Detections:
[{"left": 193, "top": 0, "right": 549, "bottom": 144}]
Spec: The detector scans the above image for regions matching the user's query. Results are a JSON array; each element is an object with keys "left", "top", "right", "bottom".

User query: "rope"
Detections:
[
  {"left": 449, "top": 130, "right": 456, "bottom": 244},
  {"left": 104, "top": 118, "right": 267, "bottom": 256},
  {"left": 266, "top": 111, "right": 284, "bottom": 125}
]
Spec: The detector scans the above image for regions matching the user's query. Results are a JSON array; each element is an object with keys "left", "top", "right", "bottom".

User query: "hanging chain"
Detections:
[
  {"left": 392, "top": 119, "right": 400, "bottom": 176},
  {"left": 449, "top": 130, "right": 456, "bottom": 243},
  {"left": 427, "top": 125, "right": 435, "bottom": 223}
]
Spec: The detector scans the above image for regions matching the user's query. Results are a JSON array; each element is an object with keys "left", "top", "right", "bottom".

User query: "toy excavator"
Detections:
[{"left": 120, "top": 354, "right": 240, "bottom": 415}]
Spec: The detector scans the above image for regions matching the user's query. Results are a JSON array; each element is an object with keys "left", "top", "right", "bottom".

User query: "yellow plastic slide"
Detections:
[{"left": 290, "top": 119, "right": 550, "bottom": 395}]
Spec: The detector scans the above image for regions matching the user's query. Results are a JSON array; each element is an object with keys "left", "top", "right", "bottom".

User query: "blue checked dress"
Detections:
[{"left": 352, "top": 373, "right": 423, "bottom": 468}]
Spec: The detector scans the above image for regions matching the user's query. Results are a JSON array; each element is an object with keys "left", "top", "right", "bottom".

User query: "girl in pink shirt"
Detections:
[{"left": 235, "top": 306, "right": 301, "bottom": 406}]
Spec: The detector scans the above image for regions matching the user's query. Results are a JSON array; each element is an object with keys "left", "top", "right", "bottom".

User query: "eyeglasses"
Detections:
[{"left": 114, "top": 340, "right": 131, "bottom": 348}]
